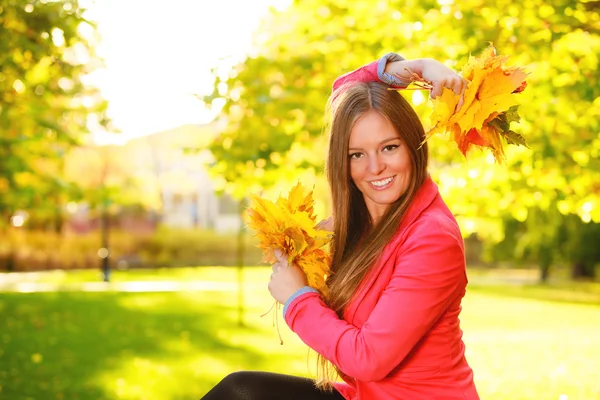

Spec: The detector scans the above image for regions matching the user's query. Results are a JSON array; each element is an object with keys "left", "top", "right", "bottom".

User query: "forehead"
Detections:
[{"left": 349, "top": 110, "right": 400, "bottom": 146}]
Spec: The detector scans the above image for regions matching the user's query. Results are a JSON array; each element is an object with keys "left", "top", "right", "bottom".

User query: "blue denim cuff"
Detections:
[
  {"left": 377, "top": 52, "right": 410, "bottom": 87},
  {"left": 283, "top": 286, "right": 319, "bottom": 318}
]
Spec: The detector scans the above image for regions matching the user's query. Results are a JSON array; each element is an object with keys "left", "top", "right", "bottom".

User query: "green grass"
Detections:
[{"left": 0, "top": 267, "right": 599, "bottom": 400}]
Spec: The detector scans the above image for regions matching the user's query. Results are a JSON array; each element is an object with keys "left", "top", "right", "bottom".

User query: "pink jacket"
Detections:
[{"left": 284, "top": 173, "right": 479, "bottom": 398}]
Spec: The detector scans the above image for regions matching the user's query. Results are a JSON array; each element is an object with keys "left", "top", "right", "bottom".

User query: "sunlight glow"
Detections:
[
  {"left": 12, "top": 79, "right": 25, "bottom": 93},
  {"left": 77, "top": 21, "right": 95, "bottom": 40},
  {"left": 10, "top": 215, "right": 24, "bottom": 227},
  {"left": 66, "top": 202, "right": 78, "bottom": 213},
  {"left": 97, "top": 248, "right": 109, "bottom": 259},
  {"left": 58, "top": 77, "right": 74, "bottom": 91},
  {"left": 463, "top": 219, "right": 476, "bottom": 233},
  {"left": 81, "top": 0, "right": 292, "bottom": 144},
  {"left": 51, "top": 27, "right": 65, "bottom": 47},
  {"left": 411, "top": 90, "right": 426, "bottom": 106},
  {"left": 10, "top": 210, "right": 29, "bottom": 227}
]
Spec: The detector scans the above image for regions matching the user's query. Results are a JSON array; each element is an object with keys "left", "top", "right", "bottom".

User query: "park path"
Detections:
[{"left": 0, "top": 277, "right": 264, "bottom": 293}]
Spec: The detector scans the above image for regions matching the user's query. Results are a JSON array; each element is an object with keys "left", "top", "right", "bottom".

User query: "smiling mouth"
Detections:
[{"left": 368, "top": 175, "right": 395, "bottom": 190}]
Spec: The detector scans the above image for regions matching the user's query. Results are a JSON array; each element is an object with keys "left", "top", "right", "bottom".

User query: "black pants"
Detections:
[{"left": 200, "top": 371, "right": 345, "bottom": 400}]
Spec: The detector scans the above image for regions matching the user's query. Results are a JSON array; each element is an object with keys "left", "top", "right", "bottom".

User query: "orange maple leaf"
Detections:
[{"left": 426, "top": 44, "right": 529, "bottom": 162}]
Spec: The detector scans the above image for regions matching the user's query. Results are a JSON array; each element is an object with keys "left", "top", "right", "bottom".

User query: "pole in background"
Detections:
[
  {"left": 99, "top": 199, "right": 110, "bottom": 282},
  {"left": 236, "top": 197, "right": 247, "bottom": 326}
]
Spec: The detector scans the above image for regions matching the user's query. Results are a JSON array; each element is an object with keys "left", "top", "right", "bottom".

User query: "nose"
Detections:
[{"left": 368, "top": 154, "right": 385, "bottom": 175}]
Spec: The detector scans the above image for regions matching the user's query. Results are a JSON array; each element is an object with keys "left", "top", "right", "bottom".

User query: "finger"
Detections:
[
  {"left": 316, "top": 217, "right": 333, "bottom": 231},
  {"left": 271, "top": 262, "right": 280, "bottom": 272},
  {"left": 275, "top": 250, "right": 290, "bottom": 268},
  {"left": 455, "top": 93, "right": 465, "bottom": 113},
  {"left": 460, "top": 78, "right": 469, "bottom": 94},
  {"left": 430, "top": 80, "right": 444, "bottom": 99},
  {"left": 450, "top": 77, "right": 463, "bottom": 96},
  {"left": 273, "top": 248, "right": 284, "bottom": 262},
  {"left": 323, "top": 216, "right": 333, "bottom": 231}
]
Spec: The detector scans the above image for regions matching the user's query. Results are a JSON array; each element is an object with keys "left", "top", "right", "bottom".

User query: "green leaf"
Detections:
[{"left": 502, "top": 130, "right": 529, "bottom": 148}]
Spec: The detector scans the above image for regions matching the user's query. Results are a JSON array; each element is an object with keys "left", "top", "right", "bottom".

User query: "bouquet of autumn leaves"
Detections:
[
  {"left": 246, "top": 182, "right": 332, "bottom": 297},
  {"left": 401, "top": 44, "right": 529, "bottom": 162}
]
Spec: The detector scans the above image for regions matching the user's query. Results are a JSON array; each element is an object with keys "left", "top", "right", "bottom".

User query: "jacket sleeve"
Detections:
[
  {"left": 332, "top": 53, "right": 411, "bottom": 92},
  {"left": 284, "top": 216, "right": 466, "bottom": 382}
]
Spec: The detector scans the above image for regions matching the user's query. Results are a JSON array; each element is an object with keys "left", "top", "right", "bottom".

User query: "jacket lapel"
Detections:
[{"left": 344, "top": 175, "right": 440, "bottom": 324}]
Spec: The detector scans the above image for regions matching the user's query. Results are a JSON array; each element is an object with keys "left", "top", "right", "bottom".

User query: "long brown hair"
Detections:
[{"left": 317, "top": 82, "right": 429, "bottom": 387}]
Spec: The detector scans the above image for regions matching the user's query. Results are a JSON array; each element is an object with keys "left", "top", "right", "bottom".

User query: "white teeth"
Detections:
[{"left": 371, "top": 177, "right": 393, "bottom": 187}]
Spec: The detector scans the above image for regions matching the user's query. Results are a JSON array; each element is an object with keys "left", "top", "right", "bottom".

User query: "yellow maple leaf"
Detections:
[
  {"left": 427, "top": 44, "right": 529, "bottom": 162},
  {"left": 247, "top": 182, "right": 333, "bottom": 297}
]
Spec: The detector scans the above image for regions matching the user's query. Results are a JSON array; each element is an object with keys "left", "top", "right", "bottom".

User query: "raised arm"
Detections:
[
  {"left": 333, "top": 54, "right": 468, "bottom": 100},
  {"left": 332, "top": 53, "right": 411, "bottom": 91}
]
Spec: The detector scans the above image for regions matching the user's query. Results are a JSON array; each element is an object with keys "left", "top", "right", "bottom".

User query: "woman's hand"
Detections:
[
  {"left": 385, "top": 58, "right": 468, "bottom": 107},
  {"left": 315, "top": 216, "right": 333, "bottom": 232},
  {"left": 268, "top": 249, "right": 308, "bottom": 304}
]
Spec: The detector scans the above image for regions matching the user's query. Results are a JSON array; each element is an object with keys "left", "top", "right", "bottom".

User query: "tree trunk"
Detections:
[
  {"left": 54, "top": 200, "right": 63, "bottom": 234},
  {"left": 4, "top": 211, "right": 15, "bottom": 271},
  {"left": 236, "top": 197, "right": 247, "bottom": 327},
  {"left": 538, "top": 246, "right": 553, "bottom": 283},
  {"left": 571, "top": 262, "right": 596, "bottom": 280},
  {"left": 101, "top": 205, "right": 110, "bottom": 282},
  {"left": 540, "top": 263, "right": 550, "bottom": 283}
]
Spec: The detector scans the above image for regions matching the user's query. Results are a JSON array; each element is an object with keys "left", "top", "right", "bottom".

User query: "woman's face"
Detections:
[{"left": 348, "top": 110, "right": 412, "bottom": 221}]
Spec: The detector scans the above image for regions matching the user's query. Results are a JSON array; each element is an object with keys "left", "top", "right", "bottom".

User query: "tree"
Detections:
[
  {"left": 0, "top": 0, "right": 109, "bottom": 227},
  {"left": 204, "top": 0, "right": 600, "bottom": 281}
]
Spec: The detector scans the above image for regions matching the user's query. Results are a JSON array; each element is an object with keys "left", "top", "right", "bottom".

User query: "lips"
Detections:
[{"left": 368, "top": 175, "right": 395, "bottom": 190}]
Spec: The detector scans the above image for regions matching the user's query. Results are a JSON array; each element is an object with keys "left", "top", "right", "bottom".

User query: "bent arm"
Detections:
[
  {"left": 332, "top": 53, "right": 411, "bottom": 91},
  {"left": 333, "top": 55, "right": 465, "bottom": 100},
  {"left": 284, "top": 217, "right": 466, "bottom": 382}
]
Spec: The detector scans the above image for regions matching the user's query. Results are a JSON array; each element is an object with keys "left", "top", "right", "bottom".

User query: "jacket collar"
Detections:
[
  {"left": 344, "top": 174, "right": 439, "bottom": 322},
  {"left": 396, "top": 174, "right": 439, "bottom": 237}
]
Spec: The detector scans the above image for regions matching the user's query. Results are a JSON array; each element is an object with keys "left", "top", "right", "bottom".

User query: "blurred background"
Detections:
[{"left": 0, "top": 0, "right": 599, "bottom": 399}]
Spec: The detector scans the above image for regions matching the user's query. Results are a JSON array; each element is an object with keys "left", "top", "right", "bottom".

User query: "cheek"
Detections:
[
  {"left": 349, "top": 162, "right": 361, "bottom": 184},
  {"left": 396, "top": 149, "right": 412, "bottom": 175},
  {"left": 401, "top": 158, "right": 412, "bottom": 174}
]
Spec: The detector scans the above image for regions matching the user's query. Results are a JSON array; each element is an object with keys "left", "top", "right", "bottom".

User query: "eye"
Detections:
[
  {"left": 348, "top": 152, "right": 363, "bottom": 159},
  {"left": 382, "top": 144, "right": 399, "bottom": 152}
]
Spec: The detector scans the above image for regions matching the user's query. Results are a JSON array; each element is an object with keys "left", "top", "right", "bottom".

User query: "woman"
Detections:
[{"left": 201, "top": 53, "right": 479, "bottom": 400}]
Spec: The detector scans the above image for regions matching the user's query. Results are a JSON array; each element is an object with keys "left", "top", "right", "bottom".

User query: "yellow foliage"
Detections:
[
  {"left": 427, "top": 44, "right": 529, "bottom": 162},
  {"left": 247, "top": 182, "right": 332, "bottom": 295}
]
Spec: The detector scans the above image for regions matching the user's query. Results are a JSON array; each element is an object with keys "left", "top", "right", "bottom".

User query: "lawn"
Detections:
[{"left": 0, "top": 267, "right": 599, "bottom": 400}]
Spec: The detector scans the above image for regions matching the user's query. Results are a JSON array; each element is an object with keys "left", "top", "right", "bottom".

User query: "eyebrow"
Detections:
[{"left": 348, "top": 137, "right": 400, "bottom": 151}]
